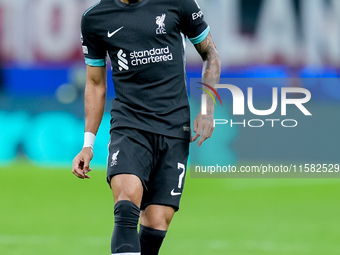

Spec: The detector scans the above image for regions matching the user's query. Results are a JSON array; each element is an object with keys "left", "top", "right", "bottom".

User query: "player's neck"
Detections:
[{"left": 120, "top": 0, "right": 142, "bottom": 4}]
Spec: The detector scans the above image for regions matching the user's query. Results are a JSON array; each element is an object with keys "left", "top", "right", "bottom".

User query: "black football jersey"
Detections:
[{"left": 81, "top": 0, "right": 210, "bottom": 140}]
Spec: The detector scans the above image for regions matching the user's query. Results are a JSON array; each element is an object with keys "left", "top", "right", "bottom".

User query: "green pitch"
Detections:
[{"left": 1, "top": 161, "right": 340, "bottom": 255}]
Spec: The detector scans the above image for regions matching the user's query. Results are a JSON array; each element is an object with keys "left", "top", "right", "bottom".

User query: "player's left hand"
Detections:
[{"left": 192, "top": 111, "right": 214, "bottom": 147}]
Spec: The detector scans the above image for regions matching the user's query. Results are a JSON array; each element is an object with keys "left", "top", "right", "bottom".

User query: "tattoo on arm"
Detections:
[
  {"left": 201, "top": 115, "right": 214, "bottom": 122},
  {"left": 194, "top": 33, "right": 221, "bottom": 82},
  {"left": 194, "top": 33, "right": 221, "bottom": 108}
]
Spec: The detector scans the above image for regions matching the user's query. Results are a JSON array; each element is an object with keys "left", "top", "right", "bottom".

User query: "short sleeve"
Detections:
[
  {"left": 81, "top": 15, "right": 107, "bottom": 67},
  {"left": 179, "top": 0, "right": 210, "bottom": 45}
]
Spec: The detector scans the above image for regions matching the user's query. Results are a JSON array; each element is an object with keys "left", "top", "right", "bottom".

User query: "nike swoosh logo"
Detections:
[
  {"left": 107, "top": 26, "right": 124, "bottom": 38},
  {"left": 171, "top": 189, "right": 182, "bottom": 196}
]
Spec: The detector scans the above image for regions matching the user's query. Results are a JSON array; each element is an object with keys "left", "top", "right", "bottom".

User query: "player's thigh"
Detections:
[
  {"left": 141, "top": 136, "right": 189, "bottom": 212},
  {"left": 107, "top": 128, "right": 153, "bottom": 207},
  {"left": 140, "top": 205, "right": 175, "bottom": 231}
]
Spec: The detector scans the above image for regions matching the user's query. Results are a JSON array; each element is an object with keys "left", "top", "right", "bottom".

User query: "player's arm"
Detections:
[
  {"left": 192, "top": 32, "right": 221, "bottom": 147},
  {"left": 72, "top": 65, "right": 107, "bottom": 179}
]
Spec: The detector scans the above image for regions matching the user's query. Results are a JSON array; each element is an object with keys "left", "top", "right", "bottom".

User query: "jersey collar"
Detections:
[{"left": 114, "top": 0, "right": 150, "bottom": 8}]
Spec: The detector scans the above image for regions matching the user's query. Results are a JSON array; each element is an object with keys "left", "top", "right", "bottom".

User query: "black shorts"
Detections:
[{"left": 107, "top": 127, "right": 189, "bottom": 211}]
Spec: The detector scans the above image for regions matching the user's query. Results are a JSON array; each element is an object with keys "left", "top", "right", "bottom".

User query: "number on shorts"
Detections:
[{"left": 177, "top": 163, "right": 185, "bottom": 188}]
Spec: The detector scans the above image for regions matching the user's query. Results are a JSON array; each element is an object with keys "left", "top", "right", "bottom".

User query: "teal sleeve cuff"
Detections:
[
  {"left": 85, "top": 58, "right": 106, "bottom": 67},
  {"left": 189, "top": 26, "right": 210, "bottom": 45}
]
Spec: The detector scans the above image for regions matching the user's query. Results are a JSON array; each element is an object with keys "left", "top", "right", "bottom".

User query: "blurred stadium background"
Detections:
[{"left": 1, "top": 0, "right": 340, "bottom": 254}]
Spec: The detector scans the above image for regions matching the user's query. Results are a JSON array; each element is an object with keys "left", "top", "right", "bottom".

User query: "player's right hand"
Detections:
[{"left": 72, "top": 147, "right": 93, "bottom": 179}]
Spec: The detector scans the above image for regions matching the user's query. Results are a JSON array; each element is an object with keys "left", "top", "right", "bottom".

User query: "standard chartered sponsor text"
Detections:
[{"left": 130, "top": 46, "right": 173, "bottom": 66}]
